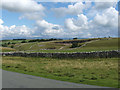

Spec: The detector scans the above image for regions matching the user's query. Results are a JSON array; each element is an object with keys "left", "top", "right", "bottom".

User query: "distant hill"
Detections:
[{"left": 0, "top": 37, "right": 118, "bottom": 53}]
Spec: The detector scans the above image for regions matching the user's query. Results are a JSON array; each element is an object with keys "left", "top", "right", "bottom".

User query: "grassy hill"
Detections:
[
  {"left": 1, "top": 47, "right": 16, "bottom": 52},
  {"left": 2, "top": 38, "right": 119, "bottom": 88},
  {"left": 0, "top": 37, "right": 118, "bottom": 53}
]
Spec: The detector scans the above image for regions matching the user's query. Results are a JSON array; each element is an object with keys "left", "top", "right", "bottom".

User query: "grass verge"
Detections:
[{"left": 2, "top": 56, "right": 119, "bottom": 88}]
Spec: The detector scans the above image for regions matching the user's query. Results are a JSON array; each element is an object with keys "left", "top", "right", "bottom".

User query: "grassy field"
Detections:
[
  {"left": 14, "top": 41, "right": 67, "bottom": 51},
  {"left": 0, "top": 38, "right": 118, "bottom": 53},
  {"left": 26, "top": 38, "right": 118, "bottom": 53},
  {"left": 2, "top": 56, "right": 119, "bottom": 88},
  {"left": 1, "top": 47, "right": 16, "bottom": 52}
]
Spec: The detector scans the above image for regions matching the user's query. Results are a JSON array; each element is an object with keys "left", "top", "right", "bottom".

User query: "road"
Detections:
[{"left": 2, "top": 70, "right": 110, "bottom": 88}]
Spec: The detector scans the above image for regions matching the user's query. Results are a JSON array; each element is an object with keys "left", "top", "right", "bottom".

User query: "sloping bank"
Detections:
[{"left": 1, "top": 50, "right": 119, "bottom": 58}]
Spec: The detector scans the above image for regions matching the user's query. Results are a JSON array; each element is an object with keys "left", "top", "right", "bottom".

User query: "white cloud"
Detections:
[
  {"left": 64, "top": 14, "right": 92, "bottom": 38},
  {"left": 65, "top": 18, "right": 80, "bottom": 31},
  {"left": 0, "top": 19, "right": 64, "bottom": 39},
  {"left": 93, "top": 7, "right": 118, "bottom": 27},
  {"left": 94, "top": 2, "right": 117, "bottom": 10},
  {"left": 119, "top": 15, "right": 120, "bottom": 28},
  {"left": 34, "top": 20, "right": 64, "bottom": 38},
  {"left": 0, "top": 2, "right": 118, "bottom": 39},
  {"left": 1, "top": 0, "right": 45, "bottom": 20},
  {"left": 73, "top": 14, "right": 88, "bottom": 27},
  {"left": 0, "top": 19, "right": 33, "bottom": 39},
  {"left": 52, "top": 2, "right": 91, "bottom": 17},
  {"left": 65, "top": 14, "right": 88, "bottom": 31},
  {"left": 88, "top": 6, "right": 118, "bottom": 37},
  {"left": 19, "top": 12, "right": 45, "bottom": 20},
  {"left": 1, "top": 0, "right": 45, "bottom": 13},
  {"left": 64, "top": 5, "right": 118, "bottom": 38},
  {"left": 0, "top": 19, "right": 3, "bottom": 24},
  {"left": 87, "top": 2, "right": 117, "bottom": 18}
]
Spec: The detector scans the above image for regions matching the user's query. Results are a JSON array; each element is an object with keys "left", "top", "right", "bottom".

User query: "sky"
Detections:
[{"left": 0, "top": 0, "right": 119, "bottom": 40}]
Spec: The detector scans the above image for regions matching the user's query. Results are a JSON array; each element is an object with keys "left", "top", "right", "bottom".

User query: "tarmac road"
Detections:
[{"left": 2, "top": 70, "right": 110, "bottom": 88}]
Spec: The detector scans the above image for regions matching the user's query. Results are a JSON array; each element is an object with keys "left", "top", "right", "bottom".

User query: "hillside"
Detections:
[
  {"left": 0, "top": 47, "right": 16, "bottom": 52},
  {"left": 0, "top": 37, "right": 118, "bottom": 53}
]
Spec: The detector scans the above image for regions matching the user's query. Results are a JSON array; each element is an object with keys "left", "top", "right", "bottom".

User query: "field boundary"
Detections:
[{"left": 1, "top": 50, "right": 119, "bottom": 58}]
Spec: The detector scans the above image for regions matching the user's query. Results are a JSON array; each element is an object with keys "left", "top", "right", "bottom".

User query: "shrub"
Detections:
[
  {"left": 11, "top": 45, "right": 14, "bottom": 48},
  {"left": 8, "top": 42, "right": 11, "bottom": 45},
  {"left": 73, "top": 37, "right": 78, "bottom": 40},
  {"left": 12, "top": 42, "right": 16, "bottom": 44},
  {"left": 70, "top": 42, "right": 79, "bottom": 48},
  {"left": 2, "top": 43, "right": 7, "bottom": 47},
  {"left": 21, "top": 40, "right": 27, "bottom": 43}
]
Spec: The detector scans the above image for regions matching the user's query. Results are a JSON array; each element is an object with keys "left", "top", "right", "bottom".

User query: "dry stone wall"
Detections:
[{"left": 0, "top": 50, "right": 119, "bottom": 59}]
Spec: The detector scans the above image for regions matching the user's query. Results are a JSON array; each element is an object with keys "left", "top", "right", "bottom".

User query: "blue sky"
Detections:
[
  {"left": 2, "top": 10, "right": 35, "bottom": 27},
  {"left": 2, "top": 2, "right": 76, "bottom": 27},
  {"left": 0, "top": 0, "right": 119, "bottom": 40}
]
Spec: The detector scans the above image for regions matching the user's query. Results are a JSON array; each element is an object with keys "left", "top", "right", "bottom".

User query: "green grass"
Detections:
[
  {"left": 1, "top": 47, "right": 16, "bottom": 52},
  {"left": 80, "top": 38, "right": 118, "bottom": 50},
  {"left": 1, "top": 38, "right": 118, "bottom": 53},
  {"left": 2, "top": 56, "right": 119, "bottom": 88},
  {"left": 13, "top": 42, "right": 69, "bottom": 51},
  {"left": 14, "top": 42, "right": 36, "bottom": 51},
  {"left": 30, "top": 38, "right": 118, "bottom": 53}
]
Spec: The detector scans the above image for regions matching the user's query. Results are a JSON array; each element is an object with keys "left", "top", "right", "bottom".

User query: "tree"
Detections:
[
  {"left": 2, "top": 43, "right": 7, "bottom": 47},
  {"left": 8, "top": 42, "right": 11, "bottom": 45},
  {"left": 11, "top": 45, "right": 14, "bottom": 48},
  {"left": 21, "top": 40, "right": 27, "bottom": 43},
  {"left": 73, "top": 37, "right": 78, "bottom": 40},
  {"left": 71, "top": 42, "right": 79, "bottom": 48},
  {"left": 12, "top": 42, "right": 16, "bottom": 44}
]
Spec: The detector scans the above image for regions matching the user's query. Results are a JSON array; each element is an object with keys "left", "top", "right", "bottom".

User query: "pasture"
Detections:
[
  {"left": 1, "top": 37, "right": 119, "bottom": 88},
  {"left": 2, "top": 56, "right": 119, "bottom": 88},
  {"left": 0, "top": 38, "right": 118, "bottom": 53},
  {"left": 1, "top": 47, "right": 16, "bottom": 52}
]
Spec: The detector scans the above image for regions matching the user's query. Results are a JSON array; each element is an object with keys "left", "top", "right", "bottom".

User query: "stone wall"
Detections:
[
  {"left": 55, "top": 39, "right": 99, "bottom": 44},
  {"left": 0, "top": 50, "right": 119, "bottom": 59}
]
